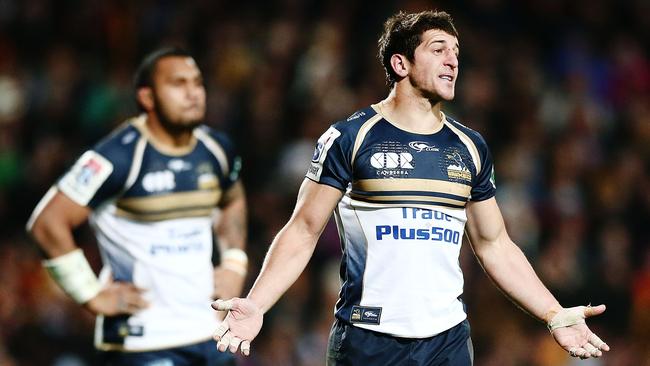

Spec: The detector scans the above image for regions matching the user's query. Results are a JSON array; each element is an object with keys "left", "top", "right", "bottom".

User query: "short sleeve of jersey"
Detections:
[
  {"left": 57, "top": 133, "right": 134, "bottom": 208},
  {"left": 470, "top": 134, "right": 496, "bottom": 202},
  {"left": 305, "top": 125, "right": 352, "bottom": 191},
  {"left": 208, "top": 131, "right": 242, "bottom": 192}
]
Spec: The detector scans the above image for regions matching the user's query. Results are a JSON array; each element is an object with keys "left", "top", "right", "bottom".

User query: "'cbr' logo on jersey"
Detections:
[
  {"left": 370, "top": 152, "right": 414, "bottom": 169},
  {"left": 142, "top": 170, "right": 176, "bottom": 192}
]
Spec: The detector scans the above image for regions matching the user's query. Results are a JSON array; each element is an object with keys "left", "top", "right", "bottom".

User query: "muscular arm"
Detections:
[
  {"left": 28, "top": 189, "right": 91, "bottom": 258},
  {"left": 212, "top": 181, "right": 249, "bottom": 302},
  {"left": 215, "top": 181, "right": 247, "bottom": 253},
  {"left": 248, "top": 179, "right": 343, "bottom": 312},
  {"left": 465, "top": 197, "right": 561, "bottom": 322},
  {"left": 465, "top": 197, "right": 609, "bottom": 359},
  {"left": 27, "top": 189, "right": 147, "bottom": 315},
  {"left": 212, "top": 179, "right": 342, "bottom": 354}
]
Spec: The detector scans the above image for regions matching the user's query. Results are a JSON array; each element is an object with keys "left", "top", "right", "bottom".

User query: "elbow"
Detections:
[
  {"left": 27, "top": 214, "right": 52, "bottom": 246},
  {"left": 26, "top": 211, "right": 68, "bottom": 257},
  {"left": 26, "top": 212, "right": 45, "bottom": 239}
]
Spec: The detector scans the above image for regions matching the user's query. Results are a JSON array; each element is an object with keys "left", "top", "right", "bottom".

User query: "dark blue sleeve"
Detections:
[
  {"left": 469, "top": 134, "right": 496, "bottom": 202},
  {"left": 57, "top": 128, "right": 136, "bottom": 208},
  {"left": 305, "top": 124, "right": 352, "bottom": 191},
  {"left": 87, "top": 137, "right": 134, "bottom": 207}
]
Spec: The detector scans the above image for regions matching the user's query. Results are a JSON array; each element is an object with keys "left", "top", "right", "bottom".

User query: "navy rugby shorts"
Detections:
[{"left": 326, "top": 318, "right": 473, "bottom": 366}]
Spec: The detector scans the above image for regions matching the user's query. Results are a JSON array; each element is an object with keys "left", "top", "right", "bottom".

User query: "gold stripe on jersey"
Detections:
[
  {"left": 131, "top": 115, "right": 198, "bottom": 156},
  {"left": 116, "top": 190, "right": 221, "bottom": 215},
  {"left": 351, "top": 114, "right": 383, "bottom": 165},
  {"left": 443, "top": 118, "right": 481, "bottom": 175},
  {"left": 348, "top": 198, "right": 466, "bottom": 211},
  {"left": 354, "top": 178, "right": 471, "bottom": 198},
  {"left": 115, "top": 207, "right": 214, "bottom": 221},
  {"left": 349, "top": 192, "right": 466, "bottom": 207}
]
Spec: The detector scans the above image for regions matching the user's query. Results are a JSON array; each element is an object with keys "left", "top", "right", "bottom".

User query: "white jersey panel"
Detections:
[
  {"left": 337, "top": 194, "right": 467, "bottom": 337},
  {"left": 90, "top": 203, "right": 218, "bottom": 350}
]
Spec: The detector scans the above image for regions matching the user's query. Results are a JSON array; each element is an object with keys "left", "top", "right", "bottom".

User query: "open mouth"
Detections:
[{"left": 439, "top": 75, "right": 454, "bottom": 82}]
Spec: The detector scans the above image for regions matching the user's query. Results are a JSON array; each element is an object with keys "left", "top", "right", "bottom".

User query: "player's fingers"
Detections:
[
  {"left": 217, "top": 332, "right": 232, "bottom": 352},
  {"left": 576, "top": 347, "right": 590, "bottom": 359},
  {"left": 584, "top": 304, "right": 606, "bottom": 318},
  {"left": 121, "top": 282, "right": 147, "bottom": 293},
  {"left": 228, "top": 336, "right": 242, "bottom": 353},
  {"left": 589, "top": 333, "right": 610, "bottom": 351},
  {"left": 125, "top": 290, "right": 149, "bottom": 309},
  {"left": 213, "top": 321, "right": 229, "bottom": 341},
  {"left": 116, "top": 295, "right": 129, "bottom": 314},
  {"left": 241, "top": 340, "right": 251, "bottom": 356},
  {"left": 583, "top": 343, "right": 601, "bottom": 357},
  {"left": 568, "top": 347, "right": 589, "bottom": 359},
  {"left": 211, "top": 299, "right": 234, "bottom": 311}
]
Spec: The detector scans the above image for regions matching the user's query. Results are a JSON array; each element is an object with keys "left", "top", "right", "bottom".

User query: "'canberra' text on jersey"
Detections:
[
  {"left": 306, "top": 106, "right": 495, "bottom": 338},
  {"left": 56, "top": 115, "right": 241, "bottom": 351}
]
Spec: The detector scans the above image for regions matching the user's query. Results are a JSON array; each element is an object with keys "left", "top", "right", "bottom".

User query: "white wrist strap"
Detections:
[
  {"left": 42, "top": 248, "right": 102, "bottom": 304},
  {"left": 547, "top": 306, "right": 587, "bottom": 332},
  {"left": 221, "top": 248, "right": 248, "bottom": 276}
]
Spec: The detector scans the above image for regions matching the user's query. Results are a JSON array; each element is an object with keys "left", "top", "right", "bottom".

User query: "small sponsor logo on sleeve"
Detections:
[
  {"left": 350, "top": 305, "right": 382, "bottom": 325},
  {"left": 58, "top": 151, "right": 113, "bottom": 206}
]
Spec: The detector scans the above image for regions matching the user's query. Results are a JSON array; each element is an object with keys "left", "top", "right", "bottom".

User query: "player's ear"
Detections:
[
  {"left": 136, "top": 87, "right": 155, "bottom": 112},
  {"left": 390, "top": 54, "right": 409, "bottom": 78}
]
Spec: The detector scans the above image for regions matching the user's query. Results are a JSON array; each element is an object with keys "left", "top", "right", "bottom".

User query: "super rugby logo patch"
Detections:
[
  {"left": 58, "top": 151, "right": 113, "bottom": 206},
  {"left": 307, "top": 126, "right": 341, "bottom": 181}
]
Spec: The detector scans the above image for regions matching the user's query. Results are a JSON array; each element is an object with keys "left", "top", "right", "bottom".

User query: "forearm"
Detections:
[
  {"left": 246, "top": 221, "right": 319, "bottom": 313},
  {"left": 30, "top": 216, "right": 101, "bottom": 304},
  {"left": 216, "top": 182, "right": 247, "bottom": 251},
  {"left": 475, "top": 239, "right": 561, "bottom": 323}
]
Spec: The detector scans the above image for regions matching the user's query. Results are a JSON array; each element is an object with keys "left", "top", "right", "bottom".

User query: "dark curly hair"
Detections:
[{"left": 378, "top": 11, "right": 458, "bottom": 87}]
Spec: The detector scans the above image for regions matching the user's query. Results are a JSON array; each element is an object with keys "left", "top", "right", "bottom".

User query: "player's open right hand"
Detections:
[
  {"left": 212, "top": 298, "right": 263, "bottom": 356},
  {"left": 84, "top": 282, "right": 149, "bottom": 316}
]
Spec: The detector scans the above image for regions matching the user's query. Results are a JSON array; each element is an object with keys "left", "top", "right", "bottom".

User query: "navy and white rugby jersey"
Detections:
[
  {"left": 53, "top": 115, "right": 241, "bottom": 351},
  {"left": 307, "top": 105, "right": 496, "bottom": 338}
]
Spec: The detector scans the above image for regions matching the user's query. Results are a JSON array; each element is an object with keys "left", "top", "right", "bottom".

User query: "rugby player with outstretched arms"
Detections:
[{"left": 212, "top": 10, "right": 609, "bottom": 365}]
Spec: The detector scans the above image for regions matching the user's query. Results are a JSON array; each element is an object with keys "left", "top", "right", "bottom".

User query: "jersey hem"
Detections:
[
  {"left": 341, "top": 313, "right": 467, "bottom": 339},
  {"left": 95, "top": 334, "right": 214, "bottom": 352},
  {"left": 305, "top": 176, "right": 347, "bottom": 192}
]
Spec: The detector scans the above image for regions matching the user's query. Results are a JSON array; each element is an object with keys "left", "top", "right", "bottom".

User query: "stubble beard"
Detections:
[
  {"left": 153, "top": 95, "right": 203, "bottom": 135},
  {"left": 408, "top": 73, "right": 455, "bottom": 104}
]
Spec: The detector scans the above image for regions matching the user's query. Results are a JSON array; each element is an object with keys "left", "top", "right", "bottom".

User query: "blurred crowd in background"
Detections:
[{"left": 0, "top": 0, "right": 648, "bottom": 365}]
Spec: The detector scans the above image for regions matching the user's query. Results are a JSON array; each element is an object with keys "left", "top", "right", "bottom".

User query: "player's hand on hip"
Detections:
[
  {"left": 212, "top": 298, "right": 263, "bottom": 356},
  {"left": 548, "top": 304, "right": 610, "bottom": 359},
  {"left": 84, "top": 282, "right": 149, "bottom": 316}
]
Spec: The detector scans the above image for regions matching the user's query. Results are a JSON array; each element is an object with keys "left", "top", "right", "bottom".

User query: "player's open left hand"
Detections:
[
  {"left": 548, "top": 304, "right": 610, "bottom": 359},
  {"left": 212, "top": 298, "right": 263, "bottom": 356}
]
